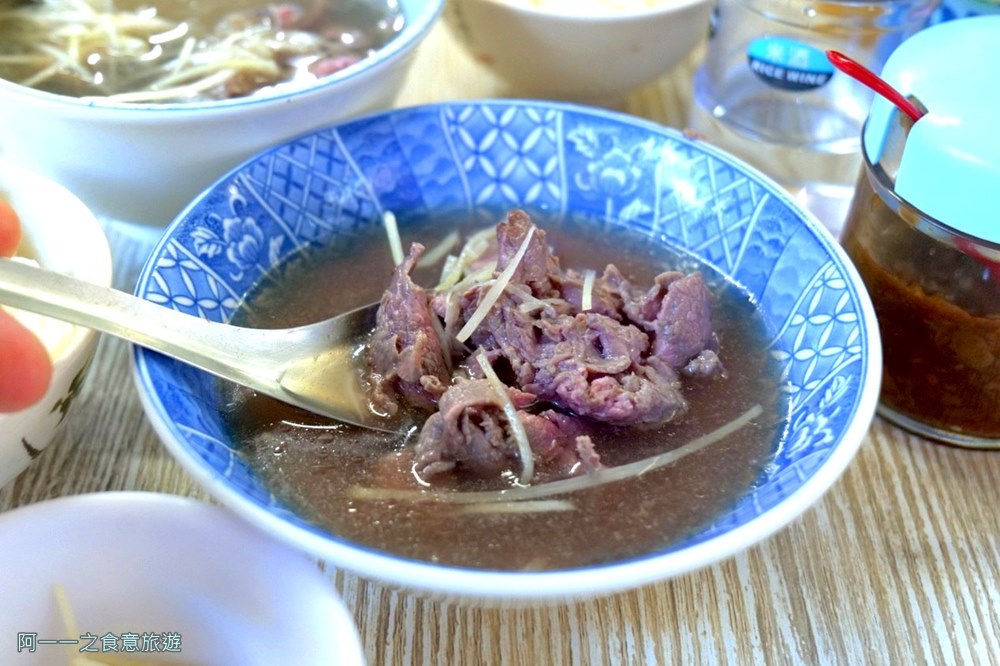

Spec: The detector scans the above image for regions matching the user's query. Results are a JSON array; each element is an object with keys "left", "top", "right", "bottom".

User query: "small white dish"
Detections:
[
  {"left": 0, "top": 159, "right": 112, "bottom": 490},
  {"left": 443, "top": 0, "right": 713, "bottom": 105},
  {"left": 0, "top": 492, "right": 365, "bottom": 665}
]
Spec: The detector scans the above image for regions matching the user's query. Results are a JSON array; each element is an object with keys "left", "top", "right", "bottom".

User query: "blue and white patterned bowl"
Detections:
[{"left": 133, "top": 101, "right": 881, "bottom": 602}]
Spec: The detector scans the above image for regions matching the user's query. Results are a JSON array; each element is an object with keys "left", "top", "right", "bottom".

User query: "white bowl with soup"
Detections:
[
  {"left": 0, "top": 492, "right": 364, "bottom": 665},
  {"left": 132, "top": 101, "right": 881, "bottom": 603},
  {"left": 443, "top": 0, "right": 714, "bottom": 105},
  {"left": 0, "top": 0, "right": 444, "bottom": 226},
  {"left": 0, "top": 159, "right": 112, "bottom": 490}
]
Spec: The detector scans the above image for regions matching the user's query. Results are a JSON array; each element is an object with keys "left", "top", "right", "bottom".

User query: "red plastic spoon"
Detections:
[{"left": 826, "top": 50, "right": 926, "bottom": 123}]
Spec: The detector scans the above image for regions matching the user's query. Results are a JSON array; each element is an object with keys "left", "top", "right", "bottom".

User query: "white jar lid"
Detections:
[{"left": 863, "top": 16, "right": 1000, "bottom": 244}]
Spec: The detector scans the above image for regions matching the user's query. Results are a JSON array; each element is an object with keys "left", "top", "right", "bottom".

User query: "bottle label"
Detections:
[
  {"left": 746, "top": 37, "right": 834, "bottom": 92},
  {"left": 931, "top": 0, "right": 1000, "bottom": 24}
]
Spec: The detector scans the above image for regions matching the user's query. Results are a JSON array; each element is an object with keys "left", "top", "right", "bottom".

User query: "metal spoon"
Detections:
[{"left": 0, "top": 257, "right": 403, "bottom": 433}]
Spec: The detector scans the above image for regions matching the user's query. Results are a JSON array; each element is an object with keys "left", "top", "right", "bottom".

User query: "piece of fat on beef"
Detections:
[
  {"left": 414, "top": 379, "right": 602, "bottom": 481},
  {"left": 367, "top": 243, "right": 449, "bottom": 415},
  {"left": 682, "top": 349, "right": 727, "bottom": 379},
  {"left": 525, "top": 313, "right": 688, "bottom": 424}
]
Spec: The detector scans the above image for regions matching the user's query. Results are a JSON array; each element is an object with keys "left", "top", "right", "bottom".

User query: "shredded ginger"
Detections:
[
  {"left": 382, "top": 210, "right": 403, "bottom": 266},
  {"left": 348, "top": 404, "right": 763, "bottom": 504},
  {"left": 455, "top": 226, "right": 535, "bottom": 343},
  {"left": 476, "top": 350, "right": 535, "bottom": 485},
  {"left": 581, "top": 269, "right": 596, "bottom": 311}
]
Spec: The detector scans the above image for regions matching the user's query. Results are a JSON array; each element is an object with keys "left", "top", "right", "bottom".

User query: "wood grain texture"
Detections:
[{"left": 2, "top": 22, "right": 998, "bottom": 666}]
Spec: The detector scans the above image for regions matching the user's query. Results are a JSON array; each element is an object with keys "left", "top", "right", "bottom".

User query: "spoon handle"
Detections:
[
  {"left": 826, "top": 50, "right": 925, "bottom": 123},
  {"left": 0, "top": 258, "right": 276, "bottom": 388}
]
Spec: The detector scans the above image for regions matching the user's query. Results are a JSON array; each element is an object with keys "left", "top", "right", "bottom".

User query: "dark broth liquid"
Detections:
[{"left": 223, "top": 213, "right": 788, "bottom": 570}]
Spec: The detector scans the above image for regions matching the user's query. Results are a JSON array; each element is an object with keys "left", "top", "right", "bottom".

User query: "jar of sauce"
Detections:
[
  {"left": 843, "top": 151, "right": 1000, "bottom": 446},
  {"left": 841, "top": 17, "right": 1000, "bottom": 448}
]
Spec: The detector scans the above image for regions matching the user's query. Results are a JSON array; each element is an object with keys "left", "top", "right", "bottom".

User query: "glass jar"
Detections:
[
  {"left": 689, "top": 0, "right": 940, "bottom": 236},
  {"left": 930, "top": 0, "right": 1000, "bottom": 24},
  {"left": 841, "top": 143, "right": 1000, "bottom": 448}
]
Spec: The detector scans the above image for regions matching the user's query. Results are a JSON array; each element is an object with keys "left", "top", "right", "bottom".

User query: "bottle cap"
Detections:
[{"left": 863, "top": 16, "right": 1000, "bottom": 244}]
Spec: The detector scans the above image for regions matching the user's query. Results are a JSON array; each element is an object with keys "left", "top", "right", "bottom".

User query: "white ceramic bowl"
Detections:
[
  {"left": 0, "top": 0, "right": 443, "bottom": 226},
  {"left": 0, "top": 492, "right": 364, "bottom": 665},
  {"left": 133, "top": 101, "right": 881, "bottom": 604},
  {"left": 0, "top": 159, "right": 112, "bottom": 490},
  {"left": 443, "top": 0, "right": 713, "bottom": 105}
]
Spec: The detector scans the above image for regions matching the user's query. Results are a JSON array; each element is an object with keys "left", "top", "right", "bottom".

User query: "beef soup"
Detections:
[
  {"left": 225, "top": 210, "right": 789, "bottom": 570},
  {"left": 0, "top": 0, "right": 405, "bottom": 102}
]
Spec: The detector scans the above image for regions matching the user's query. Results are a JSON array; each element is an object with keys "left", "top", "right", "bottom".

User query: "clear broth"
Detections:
[{"left": 222, "top": 213, "right": 789, "bottom": 570}]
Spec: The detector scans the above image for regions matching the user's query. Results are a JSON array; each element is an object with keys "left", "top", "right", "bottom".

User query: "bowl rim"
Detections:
[
  {"left": 132, "top": 98, "right": 882, "bottom": 601},
  {"left": 473, "top": 0, "right": 712, "bottom": 20},
  {"left": 0, "top": 0, "right": 444, "bottom": 116}
]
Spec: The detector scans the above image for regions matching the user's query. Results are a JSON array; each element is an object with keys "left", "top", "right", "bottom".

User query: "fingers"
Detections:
[
  {"left": 1, "top": 196, "right": 54, "bottom": 412},
  {"left": 0, "top": 198, "right": 20, "bottom": 256},
  {"left": 0, "top": 308, "right": 53, "bottom": 412}
]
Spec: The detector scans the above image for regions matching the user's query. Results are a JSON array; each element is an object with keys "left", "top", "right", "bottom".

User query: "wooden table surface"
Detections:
[{"left": 3, "top": 22, "right": 998, "bottom": 666}]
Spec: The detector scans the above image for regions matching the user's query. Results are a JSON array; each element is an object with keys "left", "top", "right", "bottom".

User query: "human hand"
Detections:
[{"left": 0, "top": 199, "right": 53, "bottom": 412}]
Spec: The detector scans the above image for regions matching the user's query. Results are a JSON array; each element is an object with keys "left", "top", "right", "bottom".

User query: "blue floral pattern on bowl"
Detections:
[{"left": 133, "top": 101, "right": 880, "bottom": 587}]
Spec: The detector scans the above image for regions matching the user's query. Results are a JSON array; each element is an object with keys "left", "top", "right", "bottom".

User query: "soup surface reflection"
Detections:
[{"left": 223, "top": 214, "right": 789, "bottom": 570}]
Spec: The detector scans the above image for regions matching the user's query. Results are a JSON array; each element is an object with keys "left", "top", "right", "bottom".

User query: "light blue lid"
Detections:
[{"left": 863, "top": 16, "right": 1000, "bottom": 244}]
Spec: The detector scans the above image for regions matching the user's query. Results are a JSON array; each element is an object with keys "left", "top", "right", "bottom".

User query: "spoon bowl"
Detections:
[{"left": 0, "top": 258, "right": 400, "bottom": 432}]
